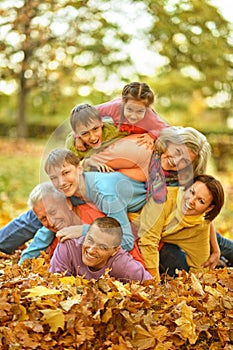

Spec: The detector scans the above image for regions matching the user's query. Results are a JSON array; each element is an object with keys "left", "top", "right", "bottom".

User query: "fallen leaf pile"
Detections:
[{"left": 0, "top": 252, "right": 232, "bottom": 349}]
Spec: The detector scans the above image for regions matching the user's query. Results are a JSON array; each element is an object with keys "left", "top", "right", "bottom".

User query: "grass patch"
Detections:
[{"left": 0, "top": 138, "right": 45, "bottom": 223}]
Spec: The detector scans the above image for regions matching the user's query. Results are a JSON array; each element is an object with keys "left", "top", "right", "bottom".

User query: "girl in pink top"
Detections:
[{"left": 74, "top": 82, "right": 169, "bottom": 151}]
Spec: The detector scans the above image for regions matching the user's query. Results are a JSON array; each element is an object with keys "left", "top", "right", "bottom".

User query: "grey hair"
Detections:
[
  {"left": 27, "top": 182, "right": 66, "bottom": 209},
  {"left": 156, "top": 126, "right": 211, "bottom": 176}
]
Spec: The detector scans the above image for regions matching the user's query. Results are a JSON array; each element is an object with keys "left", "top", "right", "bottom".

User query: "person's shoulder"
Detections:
[
  {"left": 102, "top": 122, "right": 118, "bottom": 132},
  {"left": 110, "top": 248, "right": 135, "bottom": 265},
  {"left": 102, "top": 122, "right": 126, "bottom": 138},
  {"left": 57, "top": 237, "right": 84, "bottom": 250},
  {"left": 165, "top": 187, "right": 181, "bottom": 210}
]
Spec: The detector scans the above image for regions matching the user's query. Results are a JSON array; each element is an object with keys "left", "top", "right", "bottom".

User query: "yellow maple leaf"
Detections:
[
  {"left": 24, "top": 285, "right": 62, "bottom": 297},
  {"left": 175, "top": 303, "right": 198, "bottom": 345},
  {"left": 41, "top": 308, "right": 65, "bottom": 332},
  {"left": 17, "top": 304, "right": 29, "bottom": 321},
  {"left": 132, "top": 325, "right": 156, "bottom": 349},
  {"left": 190, "top": 273, "right": 205, "bottom": 296},
  {"left": 112, "top": 280, "right": 132, "bottom": 296},
  {"left": 102, "top": 307, "right": 112, "bottom": 323},
  {"left": 59, "top": 275, "right": 76, "bottom": 285}
]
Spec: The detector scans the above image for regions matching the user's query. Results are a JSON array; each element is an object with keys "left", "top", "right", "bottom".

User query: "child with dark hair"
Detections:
[{"left": 67, "top": 82, "right": 169, "bottom": 153}]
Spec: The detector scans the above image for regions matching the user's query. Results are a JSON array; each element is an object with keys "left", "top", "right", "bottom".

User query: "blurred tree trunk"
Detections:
[
  {"left": 17, "top": 70, "right": 27, "bottom": 138},
  {"left": 0, "top": 0, "right": 132, "bottom": 138}
]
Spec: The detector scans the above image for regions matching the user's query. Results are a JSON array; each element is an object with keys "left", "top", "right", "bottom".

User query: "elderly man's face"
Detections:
[{"left": 33, "top": 196, "right": 78, "bottom": 232}]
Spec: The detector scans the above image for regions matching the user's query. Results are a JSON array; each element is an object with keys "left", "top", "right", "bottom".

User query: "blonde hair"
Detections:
[{"left": 156, "top": 126, "right": 211, "bottom": 176}]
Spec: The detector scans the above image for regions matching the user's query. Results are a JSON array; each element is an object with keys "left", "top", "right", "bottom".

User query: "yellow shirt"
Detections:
[{"left": 138, "top": 187, "right": 210, "bottom": 272}]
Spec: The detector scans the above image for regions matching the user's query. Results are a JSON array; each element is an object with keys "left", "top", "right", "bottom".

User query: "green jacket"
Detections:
[{"left": 65, "top": 123, "right": 127, "bottom": 159}]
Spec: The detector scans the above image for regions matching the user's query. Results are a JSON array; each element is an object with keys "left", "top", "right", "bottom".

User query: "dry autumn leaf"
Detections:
[
  {"left": 41, "top": 309, "right": 65, "bottom": 332},
  {"left": 23, "top": 285, "right": 62, "bottom": 298},
  {"left": 0, "top": 252, "right": 232, "bottom": 349}
]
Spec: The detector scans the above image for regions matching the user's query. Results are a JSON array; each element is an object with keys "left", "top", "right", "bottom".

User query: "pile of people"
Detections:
[{"left": 0, "top": 82, "right": 232, "bottom": 283}]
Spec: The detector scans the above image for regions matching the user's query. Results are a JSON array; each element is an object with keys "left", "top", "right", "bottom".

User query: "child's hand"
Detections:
[
  {"left": 97, "top": 164, "right": 115, "bottom": 173},
  {"left": 137, "top": 134, "right": 155, "bottom": 150},
  {"left": 75, "top": 136, "right": 87, "bottom": 152},
  {"left": 84, "top": 158, "right": 114, "bottom": 173}
]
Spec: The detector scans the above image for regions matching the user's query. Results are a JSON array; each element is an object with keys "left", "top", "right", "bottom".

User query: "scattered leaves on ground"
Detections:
[{"left": 0, "top": 252, "right": 232, "bottom": 349}]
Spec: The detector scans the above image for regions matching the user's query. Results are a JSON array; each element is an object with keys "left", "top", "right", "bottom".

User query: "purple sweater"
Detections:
[{"left": 49, "top": 237, "right": 152, "bottom": 283}]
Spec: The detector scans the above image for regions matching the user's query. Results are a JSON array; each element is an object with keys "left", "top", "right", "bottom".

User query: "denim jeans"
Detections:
[
  {"left": 0, "top": 209, "right": 42, "bottom": 254},
  {"left": 159, "top": 233, "right": 233, "bottom": 276},
  {"left": 159, "top": 243, "right": 190, "bottom": 276},
  {"left": 217, "top": 232, "right": 233, "bottom": 266}
]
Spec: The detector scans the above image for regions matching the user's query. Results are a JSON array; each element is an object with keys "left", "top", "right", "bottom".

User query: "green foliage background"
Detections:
[
  {"left": 0, "top": 0, "right": 232, "bottom": 137},
  {"left": 0, "top": 0, "right": 232, "bottom": 239}
]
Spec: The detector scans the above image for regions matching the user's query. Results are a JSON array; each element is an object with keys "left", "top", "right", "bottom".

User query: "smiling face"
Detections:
[
  {"left": 82, "top": 224, "right": 119, "bottom": 271},
  {"left": 161, "top": 142, "right": 197, "bottom": 171},
  {"left": 123, "top": 100, "right": 147, "bottom": 124},
  {"left": 181, "top": 181, "right": 214, "bottom": 216},
  {"left": 47, "top": 161, "right": 80, "bottom": 197},
  {"left": 75, "top": 120, "right": 103, "bottom": 149},
  {"left": 33, "top": 196, "right": 79, "bottom": 232}
]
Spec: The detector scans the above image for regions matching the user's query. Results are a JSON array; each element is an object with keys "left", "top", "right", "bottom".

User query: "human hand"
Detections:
[
  {"left": 97, "top": 164, "right": 115, "bottom": 173},
  {"left": 84, "top": 159, "right": 114, "bottom": 173},
  {"left": 56, "top": 225, "right": 83, "bottom": 242},
  {"left": 136, "top": 134, "right": 155, "bottom": 150},
  {"left": 201, "top": 251, "right": 221, "bottom": 269},
  {"left": 75, "top": 136, "right": 87, "bottom": 151}
]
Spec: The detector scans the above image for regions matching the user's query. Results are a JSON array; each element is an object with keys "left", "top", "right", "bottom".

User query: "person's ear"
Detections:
[
  {"left": 205, "top": 205, "right": 214, "bottom": 214},
  {"left": 111, "top": 246, "right": 120, "bottom": 257}
]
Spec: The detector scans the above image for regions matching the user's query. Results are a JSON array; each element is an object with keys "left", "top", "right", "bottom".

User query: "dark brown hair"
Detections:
[
  {"left": 121, "top": 82, "right": 154, "bottom": 106},
  {"left": 193, "top": 174, "right": 224, "bottom": 221}
]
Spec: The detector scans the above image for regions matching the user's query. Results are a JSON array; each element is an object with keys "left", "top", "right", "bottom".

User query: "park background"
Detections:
[{"left": 0, "top": 0, "right": 232, "bottom": 241}]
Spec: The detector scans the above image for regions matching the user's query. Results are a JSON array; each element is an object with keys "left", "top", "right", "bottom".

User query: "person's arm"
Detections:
[
  {"left": 139, "top": 108, "right": 170, "bottom": 140},
  {"left": 138, "top": 198, "right": 166, "bottom": 282},
  {"left": 65, "top": 131, "right": 90, "bottom": 159},
  {"left": 49, "top": 240, "right": 76, "bottom": 275},
  {"left": 19, "top": 227, "right": 55, "bottom": 264},
  {"left": 97, "top": 197, "right": 135, "bottom": 251},
  {"left": 96, "top": 97, "right": 122, "bottom": 125},
  {"left": 56, "top": 224, "right": 89, "bottom": 242},
  {"left": 85, "top": 172, "right": 145, "bottom": 251},
  {"left": 65, "top": 130, "right": 87, "bottom": 152},
  {"left": 0, "top": 209, "right": 42, "bottom": 254},
  {"left": 202, "top": 221, "right": 220, "bottom": 269}
]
